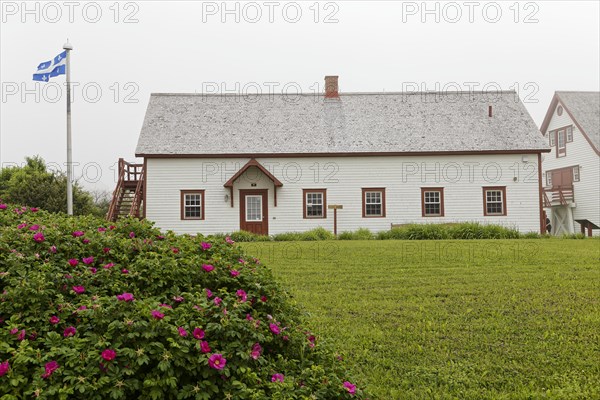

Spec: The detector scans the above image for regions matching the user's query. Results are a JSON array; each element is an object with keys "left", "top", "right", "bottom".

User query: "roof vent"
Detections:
[
  {"left": 325, "top": 76, "right": 339, "bottom": 99},
  {"left": 488, "top": 105, "right": 493, "bottom": 118}
]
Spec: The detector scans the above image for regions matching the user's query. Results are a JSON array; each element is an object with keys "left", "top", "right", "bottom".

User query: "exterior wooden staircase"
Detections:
[
  {"left": 107, "top": 159, "right": 144, "bottom": 222},
  {"left": 543, "top": 187, "right": 575, "bottom": 207}
]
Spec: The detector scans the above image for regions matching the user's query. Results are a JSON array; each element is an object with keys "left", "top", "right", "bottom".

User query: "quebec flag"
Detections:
[{"left": 33, "top": 51, "right": 66, "bottom": 82}]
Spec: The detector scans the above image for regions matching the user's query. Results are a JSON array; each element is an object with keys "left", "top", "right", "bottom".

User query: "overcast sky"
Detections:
[{"left": 1, "top": 0, "right": 599, "bottom": 191}]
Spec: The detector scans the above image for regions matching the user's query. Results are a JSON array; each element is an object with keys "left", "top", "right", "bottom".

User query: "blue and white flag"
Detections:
[{"left": 33, "top": 51, "right": 67, "bottom": 82}]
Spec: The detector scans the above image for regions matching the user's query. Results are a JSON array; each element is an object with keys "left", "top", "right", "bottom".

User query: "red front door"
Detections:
[
  {"left": 239, "top": 190, "right": 268, "bottom": 235},
  {"left": 551, "top": 168, "right": 573, "bottom": 189}
]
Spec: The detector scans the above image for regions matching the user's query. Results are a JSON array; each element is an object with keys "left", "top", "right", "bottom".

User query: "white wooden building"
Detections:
[
  {"left": 116, "top": 77, "right": 550, "bottom": 236},
  {"left": 539, "top": 91, "right": 600, "bottom": 236}
]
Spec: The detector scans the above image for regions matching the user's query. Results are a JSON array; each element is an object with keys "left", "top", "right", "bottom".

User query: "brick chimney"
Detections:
[{"left": 325, "top": 76, "right": 339, "bottom": 99}]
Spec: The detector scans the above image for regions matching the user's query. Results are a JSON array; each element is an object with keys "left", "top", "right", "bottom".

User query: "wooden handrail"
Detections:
[
  {"left": 106, "top": 159, "right": 125, "bottom": 221},
  {"left": 129, "top": 167, "right": 145, "bottom": 218},
  {"left": 544, "top": 187, "right": 574, "bottom": 207}
]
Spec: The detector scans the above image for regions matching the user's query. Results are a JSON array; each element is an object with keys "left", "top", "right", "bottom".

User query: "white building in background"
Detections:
[
  {"left": 113, "top": 77, "right": 551, "bottom": 235},
  {"left": 539, "top": 91, "right": 600, "bottom": 236}
]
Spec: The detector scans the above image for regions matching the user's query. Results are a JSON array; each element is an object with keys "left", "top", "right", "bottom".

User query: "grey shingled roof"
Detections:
[
  {"left": 556, "top": 91, "right": 600, "bottom": 151},
  {"left": 135, "top": 91, "right": 549, "bottom": 156}
]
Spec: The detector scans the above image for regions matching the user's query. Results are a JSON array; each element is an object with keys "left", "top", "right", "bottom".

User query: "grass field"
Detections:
[{"left": 241, "top": 240, "right": 600, "bottom": 399}]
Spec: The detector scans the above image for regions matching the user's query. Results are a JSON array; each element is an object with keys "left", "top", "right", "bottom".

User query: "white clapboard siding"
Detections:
[
  {"left": 146, "top": 154, "right": 542, "bottom": 235},
  {"left": 543, "top": 101, "right": 600, "bottom": 232}
]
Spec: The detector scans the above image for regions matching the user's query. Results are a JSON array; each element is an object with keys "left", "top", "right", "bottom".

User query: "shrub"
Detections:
[
  {"left": 562, "top": 233, "right": 587, "bottom": 239},
  {"left": 300, "top": 227, "right": 336, "bottom": 241},
  {"left": 272, "top": 232, "right": 303, "bottom": 242},
  {"left": 227, "top": 230, "right": 271, "bottom": 242},
  {"left": 0, "top": 203, "right": 364, "bottom": 399},
  {"left": 522, "top": 232, "right": 542, "bottom": 239},
  {"left": 337, "top": 228, "right": 374, "bottom": 240}
]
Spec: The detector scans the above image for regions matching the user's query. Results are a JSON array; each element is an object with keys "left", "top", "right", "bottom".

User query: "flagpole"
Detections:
[{"left": 63, "top": 41, "right": 73, "bottom": 215}]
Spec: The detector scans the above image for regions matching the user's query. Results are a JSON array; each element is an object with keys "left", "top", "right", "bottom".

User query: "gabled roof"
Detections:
[
  {"left": 540, "top": 91, "right": 600, "bottom": 154},
  {"left": 224, "top": 159, "right": 283, "bottom": 187},
  {"left": 135, "top": 91, "right": 550, "bottom": 157}
]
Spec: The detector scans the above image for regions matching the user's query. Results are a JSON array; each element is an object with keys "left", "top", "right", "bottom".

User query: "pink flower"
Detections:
[
  {"left": 208, "top": 353, "right": 226, "bottom": 370},
  {"left": 116, "top": 293, "right": 135, "bottom": 302},
  {"left": 201, "top": 242, "right": 212, "bottom": 250},
  {"left": 17, "top": 329, "right": 26, "bottom": 341},
  {"left": 202, "top": 264, "right": 214, "bottom": 273},
  {"left": 269, "top": 323, "right": 280, "bottom": 335},
  {"left": 343, "top": 381, "right": 356, "bottom": 395},
  {"left": 271, "top": 373, "right": 285, "bottom": 383},
  {"left": 0, "top": 204, "right": 7, "bottom": 210},
  {"left": 230, "top": 270, "right": 240, "bottom": 277},
  {"left": 178, "top": 327, "right": 188, "bottom": 337},
  {"left": 68, "top": 259, "right": 79, "bottom": 267},
  {"left": 236, "top": 290, "right": 247, "bottom": 302},
  {"left": 101, "top": 349, "right": 117, "bottom": 362},
  {"left": 173, "top": 296, "right": 184, "bottom": 303},
  {"left": 121, "top": 269, "right": 129, "bottom": 274},
  {"left": 89, "top": 267, "right": 97, "bottom": 274},
  {"left": 0, "top": 360, "right": 9, "bottom": 377},
  {"left": 63, "top": 326, "right": 76, "bottom": 337},
  {"left": 200, "top": 341, "right": 211, "bottom": 353},
  {"left": 129, "top": 231, "right": 135, "bottom": 238},
  {"left": 82, "top": 256, "right": 94, "bottom": 265},
  {"left": 17, "top": 223, "right": 27, "bottom": 229},
  {"left": 250, "top": 343, "right": 262, "bottom": 360},
  {"left": 72, "top": 286, "right": 85, "bottom": 294},
  {"left": 206, "top": 288, "right": 213, "bottom": 298},
  {"left": 98, "top": 227, "right": 106, "bottom": 232},
  {"left": 77, "top": 305, "right": 87, "bottom": 311},
  {"left": 103, "top": 247, "right": 110, "bottom": 253},
  {"left": 72, "top": 231, "right": 84, "bottom": 237},
  {"left": 213, "top": 297, "right": 222, "bottom": 306},
  {"left": 29, "top": 224, "right": 40, "bottom": 231},
  {"left": 42, "top": 361, "right": 59, "bottom": 379},
  {"left": 103, "top": 263, "right": 114, "bottom": 269},
  {"left": 49, "top": 245, "right": 57, "bottom": 253},
  {"left": 246, "top": 314, "right": 254, "bottom": 321},
  {"left": 151, "top": 310, "right": 164, "bottom": 320},
  {"left": 159, "top": 303, "right": 172, "bottom": 309},
  {"left": 49, "top": 316, "right": 60, "bottom": 325},
  {"left": 30, "top": 207, "right": 39, "bottom": 212},
  {"left": 33, "top": 232, "right": 45, "bottom": 243},
  {"left": 225, "top": 236, "right": 235, "bottom": 244},
  {"left": 9, "top": 328, "right": 19, "bottom": 335},
  {"left": 260, "top": 296, "right": 267, "bottom": 303},
  {"left": 193, "top": 328, "right": 205, "bottom": 340},
  {"left": 82, "top": 238, "right": 90, "bottom": 244}
]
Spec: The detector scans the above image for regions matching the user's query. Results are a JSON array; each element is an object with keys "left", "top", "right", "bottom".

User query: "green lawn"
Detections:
[{"left": 241, "top": 240, "right": 600, "bottom": 399}]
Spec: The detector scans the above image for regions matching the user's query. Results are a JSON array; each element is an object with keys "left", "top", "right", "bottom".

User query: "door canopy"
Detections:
[{"left": 224, "top": 159, "right": 283, "bottom": 207}]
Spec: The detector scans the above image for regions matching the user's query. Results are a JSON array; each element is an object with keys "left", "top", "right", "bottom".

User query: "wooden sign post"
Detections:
[{"left": 328, "top": 205, "right": 343, "bottom": 236}]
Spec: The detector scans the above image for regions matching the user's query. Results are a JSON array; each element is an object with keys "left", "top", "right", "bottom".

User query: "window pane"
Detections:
[
  {"left": 306, "top": 193, "right": 323, "bottom": 217},
  {"left": 485, "top": 190, "right": 504, "bottom": 215},
  {"left": 184, "top": 194, "right": 202, "bottom": 219},
  {"left": 366, "top": 192, "right": 381, "bottom": 204},
  {"left": 246, "top": 196, "right": 262, "bottom": 222},
  {"left": 425, "top": 203, "right": 440, "bottom": 215},
  {"left": 558, "top": 131, "right": 566, "bottom": 146},
  {"left": 366, "top": 204, "right": 382, "bottom": 216},
  {"left": 423, "top": 190, "right": 442, "bottom": 216}
]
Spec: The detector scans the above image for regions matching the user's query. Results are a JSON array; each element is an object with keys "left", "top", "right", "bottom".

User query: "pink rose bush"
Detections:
[{"left": 0, "top": 203, "right": 364, "bottom": 398}]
